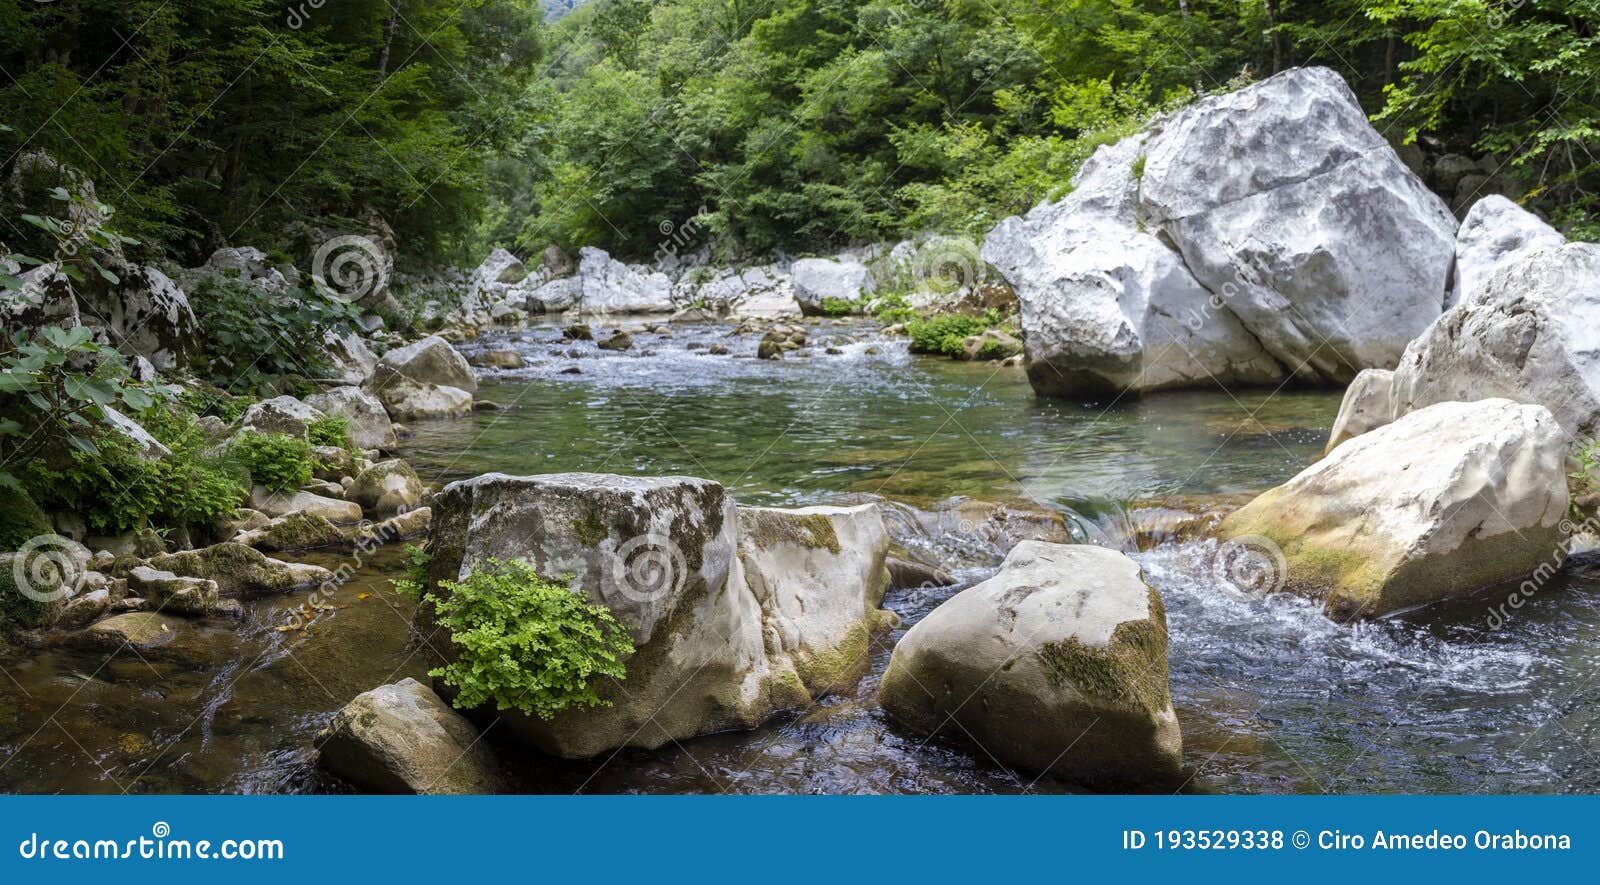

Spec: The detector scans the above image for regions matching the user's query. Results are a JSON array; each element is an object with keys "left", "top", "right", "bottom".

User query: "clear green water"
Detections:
[{"left": 3, "top": 320, "right": 1598, "bottom": 794}]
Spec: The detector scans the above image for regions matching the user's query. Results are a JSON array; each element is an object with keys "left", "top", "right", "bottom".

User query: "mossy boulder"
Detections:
[
  {"left": 879, "top": 541, "right": 1182, "bottom": 787},
  {"left": 736, "top": 504, "right": 893, "bottom": 697},
  {"left": 148, "top": 541, "right": 332, "bottom": 599},
  {"left": 421, "top": 472, "right": 777, "bottom": 758},
  {"left": 238, "top": 511, "right": 349, "bottom": 553},
  {"left": 316, "top": 678, "right": 503, "bottom": 795},
  {"left": 0, "top": 489, "right": 51, "bottom": 551},
  {"left": 349, "top": 459, "right": 424, "bottom": 517},
  {"left": 1220, "top": 398, "right": 1569, "bottom": 620}
]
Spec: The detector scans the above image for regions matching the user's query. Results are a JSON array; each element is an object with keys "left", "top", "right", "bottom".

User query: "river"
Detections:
[{"left": 2, "top": 319, "right": 1597, "bottom": 794}]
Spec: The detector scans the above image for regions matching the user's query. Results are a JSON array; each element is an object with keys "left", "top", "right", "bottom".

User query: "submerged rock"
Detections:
[
  {"left": 879, "top": 541, "right": 1182, "bottom": 786},
  {"left": 316, "top": 678, "right": 503, "bottom": 795},
  {"left": 148, "top": 542, "right": 332, "bottom": 600},
  {"left": 1222, "top": 399, "right": 1568, "bottom": 620}
]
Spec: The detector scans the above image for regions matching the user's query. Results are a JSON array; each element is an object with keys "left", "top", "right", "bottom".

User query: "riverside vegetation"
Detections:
[{"left": 4, "top": 0, "right": 1600, "bottom": 795}]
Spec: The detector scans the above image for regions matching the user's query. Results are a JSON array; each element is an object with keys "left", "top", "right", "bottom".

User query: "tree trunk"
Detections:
[{"left": 377, "top": 2, "right": 400, "bottom": 78}]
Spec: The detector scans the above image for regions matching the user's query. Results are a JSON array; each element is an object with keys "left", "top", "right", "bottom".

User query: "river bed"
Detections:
[{"left": 3, "top": 320, "right": 1598, "bottom": 794}]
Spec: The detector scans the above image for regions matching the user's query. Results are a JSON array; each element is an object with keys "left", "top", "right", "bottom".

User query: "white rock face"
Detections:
[
  {"left": 422, "top": 473, "right": 893, "bottom": 759},
  {"left": 983, "top": 137, "right": 1281, "bottom": 397},
  {"left": 79, "top": 261, "right": 200, "bottom": 371},
  {"left": 317, "top": 678, "right": 501, "bottom": 794},
  {"left": 575, "top": 247, "right": 674, "bottom": 314},
  {"left": 1324, "top": 368, "right": 1395, "bottom": 454},
  {"left": 321, "top": 330, "right": 379, "bottom": 385},
  {"left": 790, "top": 257, "right": 875, "bottom": 315},
  {"left": 879, "top": 541, "right": 1182, "bottom": 785},
  {"left": 1223, "top": 399, "right": 1569, "bottom": 620},
  {"left": 1332, "top": 243, "right": 1600, "bottom": 443},
  {"left": 1139, "top": 67, "right": 1456, "bottom": 383},
  {"left": 984, "top": 66, "right": 1456, "bottom": 397},
  {"left": 1449, "top": 195, "right": 1565, "bottom": 309},
  {"left": 305, "top": 386, "right": 397, "bottom": 450},
  {"left": 736, "top": 504, "right": 892, "bottom": 695},
  {"left": 524, "top": 276, "right": 582, "bottom": 313},
  {"left": 371, "top": 334, "right": 477, "bottom": 392}
]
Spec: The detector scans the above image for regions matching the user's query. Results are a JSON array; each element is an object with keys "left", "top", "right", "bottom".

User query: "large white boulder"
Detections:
[
  {"left": 1332, "top": 243, "right": 1600, "bottom": 445},
  {"left": 305, "top": 386, "right": 397, "bottom": 450},
  {"left": 575, "top": 247, "right": 674, "bottom": 314},
  {"left": 790, "top": 257, "right": 874, "bottom": 315},
  {"left": 1138, "top": 67, "right": 1456, "bottom": 383},
  {"left": 235, "top": 395, "right": 324, "bottom": 438},
  {"left": 1449, "top": 195, "right": 1565, "bottom": 309},
  {"left": 317, "top": 678, "right": 502, "bottom": 794},
  {"left": 1222, "top": 399, "right": 1569, "bottom": 620},
  {"left": 984, "top": 66, "right": 1456, "bottom": 398},
  {"left": 879, "top": 541, "right": 1182, "bottom": 786},
  {"left": 983, "top": 137, "right": 1281, "bottom": 397}
]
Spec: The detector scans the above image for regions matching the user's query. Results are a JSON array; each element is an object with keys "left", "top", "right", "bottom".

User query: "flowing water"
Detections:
[{"left": 3, "top": 319, "right": 1599, "bottom": 794}]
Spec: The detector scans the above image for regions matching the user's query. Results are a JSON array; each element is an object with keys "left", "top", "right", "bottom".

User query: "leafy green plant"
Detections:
[
  {"left": 230, "top": 431, "right": 312, "bottom": 494},
  {"left": 817, "top": 297, "right": 857, "bottom": 317},
  {"left": 905, "top": 313, "right": 991, "bottom": 357},
  {"left": 425, "top": 558, "right": 634, "bottom": 721},
  {"left": 189, "top": 274, "right": 362, "bottom": 396},
  {"left": 307, "top": 416, "right": 354, "bottom": 451}
]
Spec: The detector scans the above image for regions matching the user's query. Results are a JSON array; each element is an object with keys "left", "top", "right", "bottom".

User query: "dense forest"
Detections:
[{"left": 3, "top": 0, "right": 1598, "bottom": 268}]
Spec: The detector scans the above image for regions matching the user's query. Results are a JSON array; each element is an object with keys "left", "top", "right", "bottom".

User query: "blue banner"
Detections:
[{"left": 1, "top": 796, "right": 1594, "bottom": 882}]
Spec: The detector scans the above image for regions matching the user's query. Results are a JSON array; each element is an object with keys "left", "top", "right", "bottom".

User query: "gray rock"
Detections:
[
  {"left": 249, "top": 486, "right": 364, "bottom": 524},
  {"left": 148, "top": 541, "right": 333, "bottom": 599},
  {"left": 236, "top": 395, "right": 325, "bottom": 438},
  {"left": 349, "top": 459, "right": 424, "bottom": 517},
  {"left": 370, "top": 335, "right": 477, "bottom": 392},
  {"left": 126, "top": 566, "right": 220, "bottom": 617},
  {"left": 879, "top": 541, "right": 1182, "bottom": 786},
  {"left": 317, "top": 678, "right": 502, "bottom": 794},
  {"left": 575, "top": 247, "right": 674, "bottom": 314},
  {"left": 367, "top": 375, "right": 474, "bottom": 420},
  {"left": 305, "top": 386, "right": 397, "bottom": 450}
]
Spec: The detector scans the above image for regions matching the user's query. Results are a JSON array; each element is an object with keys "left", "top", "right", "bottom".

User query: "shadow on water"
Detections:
[{"left": 4, "top": 320, "right": 1598, "bottom": 793}]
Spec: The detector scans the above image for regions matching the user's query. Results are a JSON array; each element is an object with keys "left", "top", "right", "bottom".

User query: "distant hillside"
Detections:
[{"left": 543, "top": 0, "right": 590, "bottom": 22}]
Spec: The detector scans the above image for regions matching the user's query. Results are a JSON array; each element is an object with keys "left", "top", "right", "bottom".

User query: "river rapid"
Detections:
[{"left": 3, "top": 319, "right": 1597, "bottom": 794}]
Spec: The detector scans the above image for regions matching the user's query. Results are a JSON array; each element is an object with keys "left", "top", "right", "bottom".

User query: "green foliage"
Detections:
[
  {"left": 817, "top": 297, "right": 858, "bottom": 317},
  {"left": 393, "top": 544, "right": 433, "bottom": 599},
  {"left": 1570, "top": 437, "right": 1600, "bottom": 522},
  {"left": 20, "top": 412, "right": 245, "bottom": 536},
  {"left": 230, "top": 431, "right": 313, "bottom": 494},
  {"left": 425, "top": 558, "right": 634, "bottom": 721},
  {"left": 307, "top": 416, "right": 355, "bottom": 451},
  {"left": 905, "top": 310, "right": 1006, "bottom": 358},
  {"left": 188, "top": 273, "right": 362, "bottom": 396}
]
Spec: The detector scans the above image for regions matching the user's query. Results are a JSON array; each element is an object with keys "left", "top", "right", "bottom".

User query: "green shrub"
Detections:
[
  {"left": 425, "top": 558, "right": 634, "bottom": 721},
  {"left": 905, "top": 313, "right": 991, "bottom": 357},
  {"left": 189, "top": 274, "right": 361, "bottom": 396},
  {"left": 230, "top": 431, "right": 313, "bottom": 493},
  {"left": 307, "top": 416, "right": 354, "bottom": 451},
  {"left": 20, "top": 416, "right": 245, "bottom": 536},
  {"left": 818, "top": 297, "right": 858, "bottom": 317}
]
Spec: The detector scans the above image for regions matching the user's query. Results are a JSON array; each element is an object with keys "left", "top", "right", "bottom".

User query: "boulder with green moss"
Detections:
[
  {"left": 148, "top": 541, "right": 332, "bottom": 599},
  {"left": 349, "top": 459, "right": 424, "bottom": 517},
  {"left": 736, "top": 504, "right": 892, "bottom": 697},
  {"left": 1220, "top": 398, "right": 1568, "bottom": 620},
  {"left": 237, "top": 511, "right": 349, "bottom": 552},
  {"left": 249, "top": 486, "right": 363, "bottom": 524},
  {"left": 0, "top": 490, "right": 51, "bottom": 551},
  {"left": 316, "top": 677, "right": 504, "bottom": 795},
  {"left": 879, "top": 540, "right": 1182, "bottom": 786},
  {"left": 421, "top": 472, "right": 793, "bottom": 758}
]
